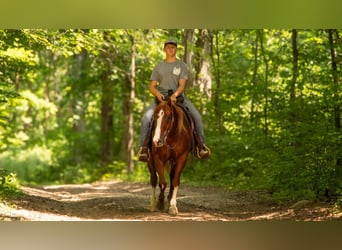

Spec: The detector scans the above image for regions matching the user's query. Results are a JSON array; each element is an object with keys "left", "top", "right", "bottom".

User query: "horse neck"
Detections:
[
  {"left": 170, "top": 103, "right": 186, "bottom": 136},
  {"left": 156, "top": 102, "right": 186, "bottom": 137}
]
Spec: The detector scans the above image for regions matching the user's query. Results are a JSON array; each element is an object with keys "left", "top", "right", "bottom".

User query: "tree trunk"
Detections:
[
  {"left": 196, "top": 29, "right": 212, "bottom": 100},
  {"left": 100, "top": 77, "right": 114, "bottom": 167},
  {"left": 100, "top": 32, "right": 114, "bottom": 169},
  {"left": 121, "top": 34, "right": 136, "bottom": 174},
  {"left": 71, "top": 49, "right": 87, "bottom": 165},
  {"left": 250, "top": 30, "right": 260, "bottom": 124},
  {"left": 290, "top": 29, "right": 299, "bottom": 127},
  {"left": 211, "top": 30, "right": 223, "bottom": 130},
  {"left": 258, "top": 29, "right": 270, "bottom": 136},
  {"left": 328, "top": 30, "right": 341, "bottom": 132},
  {"left": 328, "top": 29, "right": 342, "bottom": 175},
  {"left": 183, "top": 29, "right": 195, "bottom": 88}
]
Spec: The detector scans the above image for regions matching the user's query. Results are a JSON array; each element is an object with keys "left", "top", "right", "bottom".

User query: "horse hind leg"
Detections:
[
  {"left": 168, "top": 154, "right": 188, "bottom": 215},
  {"left": 150, "top": 187, "right": 157, "bottom": 212}
]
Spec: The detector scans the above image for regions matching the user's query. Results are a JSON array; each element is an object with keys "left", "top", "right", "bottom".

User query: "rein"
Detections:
[{"left": 162, "top": 103, "right": 176, "bottom": 149}]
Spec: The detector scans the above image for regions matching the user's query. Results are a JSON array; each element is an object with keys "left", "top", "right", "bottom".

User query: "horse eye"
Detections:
[{"left": 164, "top": 115, "right": 171, "bottom": 121}]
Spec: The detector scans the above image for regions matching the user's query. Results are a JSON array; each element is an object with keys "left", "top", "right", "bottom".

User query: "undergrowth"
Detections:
[{"left": 0, "top": 168, "right": 22, "bottom": 200}]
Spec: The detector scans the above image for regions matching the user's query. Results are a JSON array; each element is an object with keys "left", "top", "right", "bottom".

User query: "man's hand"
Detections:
[
  {"left": 156, "top": 92, "right": 165, "bottom": 102},
  {"left": 170, "top": 94, "right": 177, "bottom": 103}
]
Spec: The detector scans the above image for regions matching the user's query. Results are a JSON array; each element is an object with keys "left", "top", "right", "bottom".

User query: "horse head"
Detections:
[{"left": 152, "top": 100, "right": 174, "bottom": 148}]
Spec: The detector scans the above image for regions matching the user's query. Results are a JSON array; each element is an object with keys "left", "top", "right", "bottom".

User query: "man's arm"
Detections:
[
  {"left": 149, "top": 80, "right": 165, "bottom": 102},
  {"left": 171, "top": 79, "right": 186, "bottom": 102}
]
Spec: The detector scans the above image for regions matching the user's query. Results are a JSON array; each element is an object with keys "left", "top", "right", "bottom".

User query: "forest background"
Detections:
[{"left": 0, "top": 29, "right": 341, "bottom": 202}]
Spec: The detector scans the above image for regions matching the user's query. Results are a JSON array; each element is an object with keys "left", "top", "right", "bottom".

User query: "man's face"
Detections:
[{"left": 164, "top": 44, "right": 177, "bottom": 56}]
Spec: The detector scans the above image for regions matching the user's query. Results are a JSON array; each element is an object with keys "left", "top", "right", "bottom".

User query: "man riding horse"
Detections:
[{"left": 137, "top": 38, "right": 211, "bottom": 161}]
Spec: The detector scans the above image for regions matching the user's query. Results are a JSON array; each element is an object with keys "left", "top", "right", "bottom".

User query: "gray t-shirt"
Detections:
[{"left": 150, "top": 59, "right": 188, "bottom": 96}]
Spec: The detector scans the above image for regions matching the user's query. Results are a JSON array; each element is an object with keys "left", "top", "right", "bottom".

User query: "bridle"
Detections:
[{"left": 154, "top": 101, "right": 176, "bottom": 148}]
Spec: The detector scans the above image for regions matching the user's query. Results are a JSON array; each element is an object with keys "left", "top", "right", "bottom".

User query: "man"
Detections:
[{"left": 137, "top": 38, "right": 211, "bottom": 161}]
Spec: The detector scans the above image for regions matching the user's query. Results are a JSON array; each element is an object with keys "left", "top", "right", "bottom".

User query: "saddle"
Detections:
[{"left": 175, "top": 102, "right": 198, "bottom": 154}]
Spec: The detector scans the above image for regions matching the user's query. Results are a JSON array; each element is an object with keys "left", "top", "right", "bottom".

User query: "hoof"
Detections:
[{"left": 168, "top": 205, "right": 178, "bottom": 215}]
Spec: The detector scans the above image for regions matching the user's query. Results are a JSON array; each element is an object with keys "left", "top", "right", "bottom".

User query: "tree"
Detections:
[
  {"left": 70, "top": 49, "right": 88, "bottom": 165},
  {"left": 328, "top": 29, "right": 342, "bottom": 194},
  {"left": 100, "top": 31, "right": 115, "bottom": 170},
  {"left": 258, "top": 29, "right": 270, "bottom": 136},
  {"left": 290, "top": 29, "right": 299, "bottom": 128},
  {"left": 183, "top": 29, "right": 195, "bottom": 88},
  {"left": 1, "top": 29, "right": 341, "bottom": 202},
  {"left": 328, "top": 29, "right": 341, "bottom": 132},
  {"left": 210, "top": 30, "right": 223, "bottom": 130},
  {"left": 196, "top": 29, "right": 213, "bottom": 101},
  {"left": 121, "top": 31, "right": 136, "bottom": 174}
]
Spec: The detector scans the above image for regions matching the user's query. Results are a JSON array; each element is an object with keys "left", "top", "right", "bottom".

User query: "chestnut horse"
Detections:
[{"left": 147, "top": 98, "right": 193, "bottom": 215}]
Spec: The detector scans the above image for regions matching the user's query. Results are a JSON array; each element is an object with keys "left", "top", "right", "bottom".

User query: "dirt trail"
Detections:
[{"left": 1, "top": 180, "right": 341, "bottom": 221}]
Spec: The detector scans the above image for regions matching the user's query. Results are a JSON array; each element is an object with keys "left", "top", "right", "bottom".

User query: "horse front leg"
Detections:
[
  {"left": 167, "top": 161, "right": 175, "bottom": 203},
  {"left": 168, "top": 167, "right": 180, "bottom": 215},
  {"left": 150, "top": 173, "right": 157, "bottom": 212},
  {"left": 154, "top": 159, "right": 167, "bottom": 211},
  {"left": 168, "top": 154, "right": 188, "bottom": 215},
  {"left": 148, "top": 162, "right": 158, "bottom": 212},
  {"left": 168, "top": 186, "right": 179, "bottom": 215}
]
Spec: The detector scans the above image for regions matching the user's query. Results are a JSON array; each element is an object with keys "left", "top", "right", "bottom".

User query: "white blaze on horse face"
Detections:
[{"left": 153, "top": 109, "right": 164, "bottom": 146}]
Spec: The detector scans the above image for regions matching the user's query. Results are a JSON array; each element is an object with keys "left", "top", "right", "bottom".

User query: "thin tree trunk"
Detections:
[
  {"left": 100, "top": 80, "right": 114, "bottom": 167},
  {"left": 250, "top": 30, "right": 259, "bottom": 124},
  {"left": 120, "top": 32, "right": 136, "bottom": 174},
  {"left": 196, "top": 29, "right": 212, "bottom": 100},
  {"left": 258, "top": 29, "right": 270, "bottom": 136},
  {"left": 290, "top": 29, "right": 298, "bottom": 127},
  {"left": 123, "top": 34, "right": 136, "bottom": 174},
  {"left": 100, "top": 32, "right": 114, "bottom": 169},
  {"left": 183, "top": 29, "right": 195, "bottom": 88},
  {"left": 328, "top": 29, "right": 342, "bottom": 175},
  {"left": 211, "top": 30, "right": 222, "bottom": 130},
  {"left": 328, "top": 30, "right": 341, "bottom": 131},
  {"left": 72, "top": 49, "right": 87, "bottom": 165}
]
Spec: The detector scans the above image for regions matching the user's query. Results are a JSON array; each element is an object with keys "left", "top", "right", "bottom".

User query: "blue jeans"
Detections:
[{"left": 139, "top": 98, "right": 206, "bottom": 146}]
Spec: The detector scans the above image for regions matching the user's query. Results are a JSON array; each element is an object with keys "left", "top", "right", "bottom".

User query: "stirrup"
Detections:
[
  {"left": 138, "top": 146, "right": 150, "bottom": 162},
  {"left": 196, "top": 144, "right": 211, "bottom": 159}
]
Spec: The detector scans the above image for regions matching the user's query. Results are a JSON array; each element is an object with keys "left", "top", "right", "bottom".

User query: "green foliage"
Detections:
[
  {"left": 102, "top": 161, "right": 150, "bottom": 183},
  {"left": 0, "top": 168, "right": 21, "bottom": 200},
  {"left": 0, "top": 29, "right": 341, "bottom": 204},
  {"left": 0, "top": 147, "right": 55, "bottom": 184}
]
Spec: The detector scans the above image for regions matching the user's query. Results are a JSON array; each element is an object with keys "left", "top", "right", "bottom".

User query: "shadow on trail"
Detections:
[{"left": 4, "top": 181, "right": 341, "bottom": 221}]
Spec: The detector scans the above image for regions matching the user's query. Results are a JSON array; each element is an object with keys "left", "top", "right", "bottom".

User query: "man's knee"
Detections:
[{"left": 142, "top": 108, "right": 154, "bottom": 124}]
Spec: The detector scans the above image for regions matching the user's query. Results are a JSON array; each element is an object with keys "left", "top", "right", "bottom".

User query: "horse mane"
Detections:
[
  {"left": 155, "top": 100, "right": 188, "bottom": 136},
  {"left": 171, "top": 102, "right": 186, "bottom": 135}
]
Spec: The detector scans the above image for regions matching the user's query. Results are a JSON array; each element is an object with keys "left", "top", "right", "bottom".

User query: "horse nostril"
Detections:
[
  {"left": 157, "top": 139, "right": 163, "bottom": 147},
  {"left": 154, "top": 138, "right": 165, "bottom": 147},
  {"left": 153, "top": 138, "right": 163, "bottom": 147}
]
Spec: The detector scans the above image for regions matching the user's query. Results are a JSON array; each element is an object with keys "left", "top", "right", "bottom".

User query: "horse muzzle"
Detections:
[{"left": 153, "top": 137, "right": 165, "bottom": 147}]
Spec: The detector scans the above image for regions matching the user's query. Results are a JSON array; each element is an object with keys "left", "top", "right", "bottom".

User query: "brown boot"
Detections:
[
  {"left": 137, "top": 146, "right": 150, "bottom": 162},
  {"left": 196, "top": 144, "right": 211, "bottom": 159}
]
